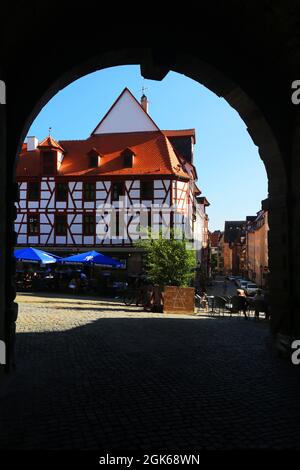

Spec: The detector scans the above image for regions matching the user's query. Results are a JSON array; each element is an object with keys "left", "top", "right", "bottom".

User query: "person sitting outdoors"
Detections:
[
  {"left": 68, "top": 277, "right": 77, "bottom": 294},
  {"left": 199, "top": 288, "right": 208, "bottom": 310},
  {"left": 79, "top": 271, "right": 89, "bottom": 292}
]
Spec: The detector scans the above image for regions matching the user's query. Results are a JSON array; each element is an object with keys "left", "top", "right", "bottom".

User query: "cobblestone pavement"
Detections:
[{"left": 0, "top": 293, "right": 300, "bottom": 450}]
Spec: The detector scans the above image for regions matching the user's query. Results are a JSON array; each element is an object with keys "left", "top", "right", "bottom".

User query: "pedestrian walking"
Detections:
[{"left": 237, "top": 289, "right": 248, "bottom": 319}]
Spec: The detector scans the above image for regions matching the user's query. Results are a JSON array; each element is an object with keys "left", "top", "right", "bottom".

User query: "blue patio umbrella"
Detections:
[
  {"left": 14, "top": 247, "right": 60, "bottom": 264},
  {"left": 59, "top": 250, "right": 122, "bottom": 267}
]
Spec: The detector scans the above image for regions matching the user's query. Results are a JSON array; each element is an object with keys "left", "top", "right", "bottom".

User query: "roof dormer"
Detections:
[
  {"left": 121, "top": 147, "right": 135, "bottom": 168},
  {"left": 38, "top": 135, "right": 65, "bottom": 175},
  {"left": 87, "top": 148, "right": 101, "bottom": 168}
]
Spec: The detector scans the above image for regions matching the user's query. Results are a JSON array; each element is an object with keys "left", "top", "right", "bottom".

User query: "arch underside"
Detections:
[{"left": 3, "top": 45, "right": 297, "bottom": 371}]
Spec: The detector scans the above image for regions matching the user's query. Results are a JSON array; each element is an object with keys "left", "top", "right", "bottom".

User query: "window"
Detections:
[
  {"left": 28, "top": 181, "right": 39, "bottom": 201},
  {"left": 123, "top": 150, "right": 133, "bottom": 168},
  {"left": 83, "top": 182, "right": 95, "bottom": 202},
  {"left": 89, "top": 154, "right": 99, "bottom": 168},
  {"left": 87, "top": 149, "right": 100, "bottom": 168},
  {"left": 56, "top": 182, "right": 68, "bottom": 202},
  {"left": 27, "top": 213, "right": 39, "bottom": 235},
  {"left": 121, "top": 148, "right": 135, "bottom": 168},
  {"left": 83, "top": 214, "right": 95, "bottom": 236},
  {"left": 141, "top": 181, "right": 153, "bottom": 200},
  {"left": 42, "top": 151, "right": 56, "bottom": 175},
  {"left": 55, "top": 214, "right": 67, "bottom": 236},
  {"left": 111, "top": 182, "right": 125, "bottom": 201}
]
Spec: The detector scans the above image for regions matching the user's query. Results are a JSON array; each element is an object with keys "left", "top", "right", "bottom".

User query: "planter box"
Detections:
[{"left": 163, "top": 286, "right": 195, "bottom": 314}]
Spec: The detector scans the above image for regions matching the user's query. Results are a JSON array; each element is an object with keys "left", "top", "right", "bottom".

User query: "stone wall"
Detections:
[{"left": 2, "top": 2, "right": 300, "bottom": 374}]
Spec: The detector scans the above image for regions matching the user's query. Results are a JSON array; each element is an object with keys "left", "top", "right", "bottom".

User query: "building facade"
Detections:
[
  {"left": 246, "top": 205, "right": 269, "bottom": 287},
  {"left": 222, "top": 221, "right": 246, "bottom": 276},
  {"left": 209, "top": 230, "right": 222, "bottom": 275},
  {"left": 15, "top": 88, "right": 209, "bottom": 274}
]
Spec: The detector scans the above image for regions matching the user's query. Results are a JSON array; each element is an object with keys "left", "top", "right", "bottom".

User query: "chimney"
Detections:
[
  {"left": 27, "top": 136, "right": 38, "bottom": 151},
  {"left": 141, "top": 94, "right": 148, "bottom": 113}
]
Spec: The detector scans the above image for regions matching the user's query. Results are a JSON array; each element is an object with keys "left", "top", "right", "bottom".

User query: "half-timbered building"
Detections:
[{"left": 15, "top": 88, "right": 209, "bottom": 273}]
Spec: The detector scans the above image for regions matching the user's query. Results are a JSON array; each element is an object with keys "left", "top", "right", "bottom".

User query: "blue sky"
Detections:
[{"left": 27, "top": 65, "right": 268, "bottom": 232}]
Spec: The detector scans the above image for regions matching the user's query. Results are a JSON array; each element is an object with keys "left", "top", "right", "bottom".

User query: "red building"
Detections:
[{"left": 15, "top": 88, "right": 209, "bottom": 273}]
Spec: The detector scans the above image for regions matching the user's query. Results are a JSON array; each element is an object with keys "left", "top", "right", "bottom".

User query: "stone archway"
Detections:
[{"left": 1, "top": 45, "right": 296, "bottom": 372}]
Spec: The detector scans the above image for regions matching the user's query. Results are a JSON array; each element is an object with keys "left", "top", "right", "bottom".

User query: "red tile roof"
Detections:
[
  {"left": 38, "top": 136, "right": 65, "bottom": 152},
  {"left": 16, "top": 131, "right": 191, "bottom": 179},
  {"left": 209, "top": 230, "right": 222, "bottom": 247},
  {"left": 162, "top": 129, "right": 196, "bottom": 143}
]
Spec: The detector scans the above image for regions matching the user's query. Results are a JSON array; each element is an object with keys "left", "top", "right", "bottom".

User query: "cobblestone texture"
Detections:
[{"left": 0, "top": 294, "right": 300, "bottom": 450}]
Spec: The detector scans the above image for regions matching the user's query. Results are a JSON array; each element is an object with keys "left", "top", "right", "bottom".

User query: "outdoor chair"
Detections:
[
  {"left": 212, "top": 296, "right": 226, "bottom": 316},
  {"left": 220, "top": 296, "right": 234, "bottom": 316}
]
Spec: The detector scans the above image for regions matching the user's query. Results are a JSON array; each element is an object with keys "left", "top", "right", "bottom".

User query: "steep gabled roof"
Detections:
[
  {"left": 38, "top": 136, "right": 65, "bottom": 152},
  {"left": 91, "top": 88, "right": 160, "bottom": 135}
]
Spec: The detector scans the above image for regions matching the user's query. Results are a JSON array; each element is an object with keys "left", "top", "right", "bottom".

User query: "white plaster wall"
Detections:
[
  {"left": 28, "top": 236, "right": 38, "bottom": 244},
  {"left": 84, "top": 202, "right": 94, "bottom": 210},
  {"left": 48, "top": 196, "right": 55, "bottom": 208},
  {"left": 19, "top": 225, "right": 27, "bottom": 234},
  {"left": 48, "top": 232, "right": 54, "bottom": 244},
  {"left": 74, "top": 200, "right": 82, "bottom": 209},
  {"left": 68, "top": 195, "right": 74, "bottom": 209},
  {"left": 93, "top": 90, "right": 158, "bottom": 134},
  {"left": 70, "top": 225, "right": 82, "bottom": 234},
  {"left": 129, "top": 190, "right": 139, "bottom": 199},
  {"left": 83, "top": 236, "right": 94, "bottom": 245},
  {"left": 96, "top": 181, "right": 105, "bottom": 190},
  {"left": 73, "top": 191, "right": 82, "bottom": 199},
  {"left": 56, "top": 236, "right": 66, "bottom": 244},
  {"left": 154, "top": 189, "right": 165, "bottom": 199},
  {"left": 96, "top": 190, "right": 107, "bottom": 199},
  {"left": 28, "top": 202, "right": 39, "bottom": 209},
  {"left": 73, "top": 235, "right": 82, "bottom": 244},
  {"left": 74, "top": 214, "right": 82, "bottom": 223},
  {"left": 40, "top": 224, "right": 51, "bottom": 234},
  {"left": 67, "top": 233, "right": 74, "bottom": 244}
]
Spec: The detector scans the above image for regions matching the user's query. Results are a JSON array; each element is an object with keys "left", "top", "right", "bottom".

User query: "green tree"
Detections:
[
  {"left": 210, "top": 253, "right": 218, "bottom": 274},
  {"left": 137, "top": 234, "right": 196, "bottom": 287}
]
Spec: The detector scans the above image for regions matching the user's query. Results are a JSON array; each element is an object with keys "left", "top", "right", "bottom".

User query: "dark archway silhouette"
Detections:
[{"left": 3, "top": 5, "right": 300, "bottom": 372}]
